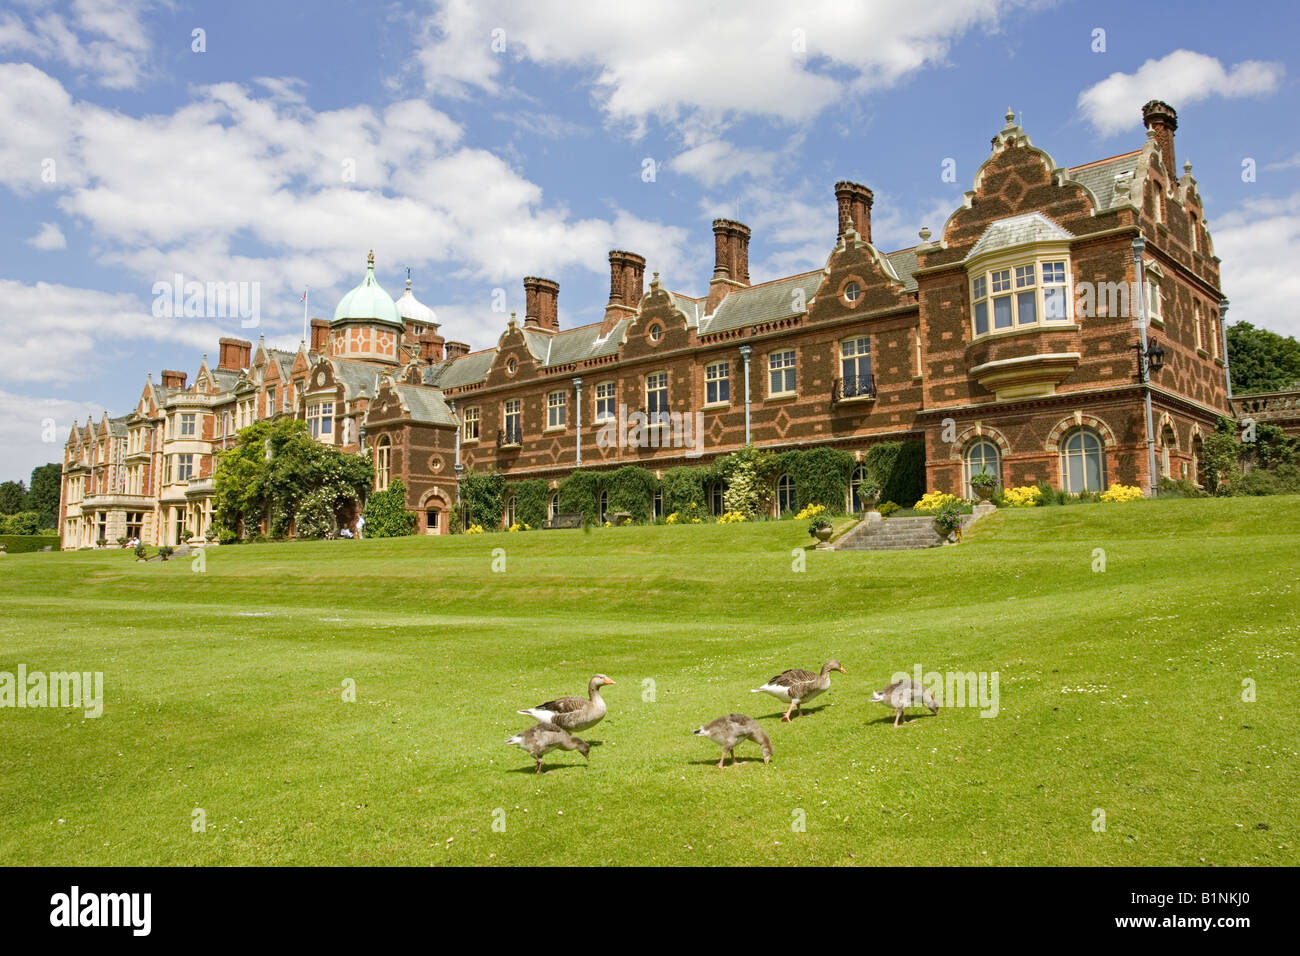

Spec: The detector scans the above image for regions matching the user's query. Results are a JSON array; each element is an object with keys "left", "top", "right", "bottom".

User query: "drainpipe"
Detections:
[
  {"left": 1218, "top": 297, "right": 1233, "bottom": 404},
  {"left": 738, "top": 346, "right": 752, "bottom": 445},
  {"left": 573, "top": 377, "right": 583, "bottom": 468},
  {"left": 1132, "top": 237, "right": 1159, "bottom": 498}
]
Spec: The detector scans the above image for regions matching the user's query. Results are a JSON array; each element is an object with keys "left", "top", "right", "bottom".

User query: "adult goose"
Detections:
[
  {"left": 693, "top": 714, "right": 773, "bottom": 769},
  {"left": 506, "top": 723, "right": 590, "bottom": 773},
  {"left": 870, "top": 676, "right": 940, "bottom": 727},
  {"left": 517, "top": 674, "right": 615, "bottom": 733},
  {"left": 752, "top": 660, "right": 846, "bottom": 721}
]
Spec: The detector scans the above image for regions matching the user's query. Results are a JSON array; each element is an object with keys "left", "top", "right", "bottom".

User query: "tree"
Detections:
[
  {"left": 1227, "top": 322, "right": 1300, "bottom": 393},
  {"left": 25, "top": 464, "right": 61, "bottom": 529},
  {"left": 213, "top": 418, "right": 372, "bottom": 539},
  {"left": 0, "top": 481, "right": 26, "bottom": 515},
  {"left": 363, "top": 479, "right": 417, "bottom": 537}
]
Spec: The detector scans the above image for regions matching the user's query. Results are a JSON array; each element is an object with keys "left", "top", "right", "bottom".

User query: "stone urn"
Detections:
[
  {"left": 812, "top": 524, "right": 833, "bottom": 544},
  {"left": 973, "top": 484, "right": 995, "bottom": 502}
]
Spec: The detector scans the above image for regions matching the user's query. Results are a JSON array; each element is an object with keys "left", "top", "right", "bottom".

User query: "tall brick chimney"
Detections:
[
  {"left": 419, "top": 330, "right": 445, "bottom": 363},
  {"left": 706, "top": 219, "right": 751, "bottom": 313},
  {"left": 309, "top": 319, "right": 330, "bottom": 354},
  {"left": 160, "top": 369, "right": 187, "bottom": 390},
  {"left": 523, "top": 276, "right": 560, "bottom": 331},
  {"left": 217, "top": 337, "right": 252, "bottom": 371},
  {"left": 444, "top": 341, "right": 470, "bottom": 359},
  {"left": 601, "top": 251, "right": 646, "bottom": 335},
  {"left": 1141, "top": 100, "right": 1177, "bottom": 174},
  {"left": 834, "top": 181, "right": 874, "bottom": 244}
]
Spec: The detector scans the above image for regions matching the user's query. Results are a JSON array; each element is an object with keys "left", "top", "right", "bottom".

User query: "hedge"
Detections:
[
  {"left": 506, "top": 478, "right": 549, "bottom": 528},
  {"left": 0, "top": 534, "right": 60, "bottom": 553},
  {"left": 556, "top": 469, "right": 602, "bottom": 525},
  {"left": 864, "top": 441, "right": 926, "bottom": 507},
  {"left": 776, "top": 447, "right": 855, "bottom": 513},
  {"left": 661, "top": 466, "right": 708, "bottom": 519},
  {"left": 363, "top": 479, "right": 417, "bottom": 537},
  {"left": 460, "top": 471, "right": 506, "bottom": 529}
]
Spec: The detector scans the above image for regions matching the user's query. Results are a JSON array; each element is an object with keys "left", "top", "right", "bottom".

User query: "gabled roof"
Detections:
[
  {"left": 700, "top": 271, "right": 823, "bottom": 335},
  {"left": 393, "top": 385, "right": 456, "bottom": 425},
  {"left": 1068, "top": 150, "right": 1142, "bottom": 212},
  {"left": 429, "top": 349, "right": 496, "bottom": 388},
  {"left": 966, "top": 212, "right": 1073, "bottom": 261},
  {"left": 332, "top": 358, "right": 382, "bottom": 400},
  {"left": 885, "top": 248, "right": 920, "bottom": 293}
]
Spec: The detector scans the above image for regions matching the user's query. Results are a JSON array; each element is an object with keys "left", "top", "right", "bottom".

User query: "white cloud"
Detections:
[
  {"left": 26, "top": 222, "right": 67, "bottom": 250},
  {"left": 0, "top": 0, "right": 156, "bottom": 90},
  {"left": 1077, "top": 50, "right": 1284, "bottom": 137},
  {"left": 0, "top": 389, "right": 103, "bottom": 486},
  {"left": 672, "top": 139, "right": 780, "bottom": 188},
  {"left": 418, "top": 0, "right": 1030, "bottom": 129},
  {"left": 0, "top": 279, "right": 225, "bottom": 385},
  {"left": 1212, "top": 191, "right": 1300, "bottom": 340}
]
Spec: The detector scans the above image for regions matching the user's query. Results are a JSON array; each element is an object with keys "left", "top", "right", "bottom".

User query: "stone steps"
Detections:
[{"left": 835, "top": 515, "right": 947, "bottom": 551}]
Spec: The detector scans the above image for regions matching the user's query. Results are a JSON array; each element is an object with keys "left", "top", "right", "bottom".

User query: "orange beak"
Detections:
[
  {"left": 605, "top": 678, "right": 616, "bottom": 685},
  {"left": 839, "top": 667, "right": 848, "bottom": 675}
]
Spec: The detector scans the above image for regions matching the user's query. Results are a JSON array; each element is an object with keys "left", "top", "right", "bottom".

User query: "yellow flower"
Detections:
[
  {"left": 1003, "top": 485, "right": 1041, "bottom": 507},
  {"left": 1100, "top": 484, "right": 1145, "bottom": 502},
  {"left": 794, "top": 503, "right": 827, "bottom": 520},
  {"left": 665, "top": 512, "right": 679, "bottom": 524},
  {"left": 914, "top": 491, "right": 959, "bottom": 513}
]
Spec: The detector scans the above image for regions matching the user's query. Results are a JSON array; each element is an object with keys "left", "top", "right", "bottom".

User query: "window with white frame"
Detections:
[
  {"left": 307, "top": 401, "right": 334, "bottom": 438},
  {"left": 971, "top": 259, "right": 1070, "bottom": 336},
  {"left": 175, "top": 453, "right": 194, "bottom": 481},
  {"left": 964, "top": 439, "right": 1001, "bottom": 498},
  {"left": 462, "top": 406, "right": 480, "bottom": 441},
  {"left": 1194, "top": 301, "right": 1204, "bottom": 351},
  {"left": 768, "top": 349, "right": 796, "bottom": 396},
  {"left": 840, "top": 336, "right": 872, "bottom": 397},
  {"left": 503, "top": 399, "right": 521, "bottom": 443},
  {"left": 595, "top": 381, "right": 616, "bottom": 422},
  {"left": 705, "top": 361, "right": 730, "bottom": 405},
  {"left": 547, "top": 390, "right": 566, "bottom": 429},
  {"left": 1143, "top": 264, "right": 1163, "bottom": 323},
  {"left": 376, "top": 437, "right": 391, "bottom": 491},
  {"left": 1061, "top": 428, "right": 1106, "bottom": 493},
  {"left": 774, "top": 474, "right": 796, "bottom": 515},
  {"left": 267, "top": 390, "right": 277, "bottom": 417},
  {"left": 646, "top": 371, "right": 668, "bottom": 421},
  {"left": 180, "top": 413, "right": 196, "bottom": 437}
]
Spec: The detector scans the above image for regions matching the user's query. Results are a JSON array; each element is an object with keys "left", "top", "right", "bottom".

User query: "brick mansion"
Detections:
[{"left": 60, "top": 101, "right": 1234, "bottom": 547}]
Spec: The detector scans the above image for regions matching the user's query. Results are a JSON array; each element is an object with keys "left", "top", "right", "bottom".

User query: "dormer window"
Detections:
[{"left": 970, "top": 258, "right": 1071, "bottom": 337}]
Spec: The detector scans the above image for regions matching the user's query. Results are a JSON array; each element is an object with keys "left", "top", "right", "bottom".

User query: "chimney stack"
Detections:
[
  {"left": 607, "top": 251, "right": 646, "bottom": 309},
  {"left": 705, "top": 219, "right": 751, "bottom": 312},
  {"left": 834, "top": 181, "right": 874, "bottom": 244},
  {"left": 160, "top": 369, "right": 187, "bottom": 390},
  {"left": 444, "top": 341, "right": 470, "bottom": 359},
  {"left": 419, "top": 330, "right": 445, "bottom": 363},
  {"left": 308, "top": 319, "right": 330, "bottom": 354},
  {"left": 1141, "top": 100, "right": 1178, "bottom": 175},
  {"left": 217, "top": 337, "right": 252, "bottom": 371},
  {"left": 523, "top": 276, "right": 560, "bottom": 331}
]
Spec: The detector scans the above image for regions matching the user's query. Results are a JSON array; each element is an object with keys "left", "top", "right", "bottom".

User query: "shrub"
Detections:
[
  {"left": 605, "top": 466, "right": 658, "bottom": 523},
  {"left": 506, "top": 478, "right": 549, "bottom": 529},
  {"left": 778, "top": 447, "right": 854, "bottom": 512},
  {"left": 295, "top": 486, "right": 341, "bottom": 539},
  {"left": 914, "top": 490, "right": 960, "bottom": 513},
  {"left": 0, "top": 511, "right": 41, "bottom": 535},
  {"left": 218, "top": 527, "right": 238, "bottom": 545},
  {"left": 134, "top": 544, "right": 148, "bottom": 559},
  {"left": 1100, "top": 483, "right": 1145, "bottom": 502},
  {"left": 363, "top": 479, "right": 417, "bottom": 537},
  {"left": 863, "top": 441, "right": 926, "bottom": 508},
  {"left": 716, "top": 445, "right": 778, "bottom": 518},
  {"left": 877, "top": 501, "right": 900, "bottom": 517},
  {"left": 557, "top": 469, "right": 602, "bottom": 525},
  {"left": 460, "top": 471, "right": 506, "bottom": 530},
  {"left": 661, "top": 467, "right": 708, "bottom": 520},
  {"left": 0, "top": 534, "right": 59, "bottom": 553},
  {"left": 1002, "top": 485, "right": 1042, "bottom": 507},
  {"left": 158, "top": 546, "right": 175, "bottom": 560},
  {"left": 1157, "top": 477, "right": 1208, "bottom": 498}
]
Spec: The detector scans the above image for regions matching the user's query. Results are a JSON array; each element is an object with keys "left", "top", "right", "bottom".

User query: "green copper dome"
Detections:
[{"left": 332, "top": 251, "right": 403, "bottom": 328}]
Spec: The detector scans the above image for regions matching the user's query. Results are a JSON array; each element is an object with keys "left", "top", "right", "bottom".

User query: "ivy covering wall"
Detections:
[
  {"left": 506, "top": 478, "right": 549, "bottom": 528},
  {"left": 863, "top": 441, "right": 926, "bottom": 507},
  {"left": 459, "top": 471, "right": 506, "bottom": 529}
]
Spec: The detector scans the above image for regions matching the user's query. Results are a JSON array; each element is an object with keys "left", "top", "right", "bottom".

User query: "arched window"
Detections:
[
  {"left": 774, "top": 475, "right": 796, "bottom": 516},
  {"left": 653, "top": 487, "right": 663, "bottom": 519},
  {"left": 708, "top": 481, "right": 727, "bottom": 516},
  {"left": 1061, "top": 428, "right": 1106, "bottom": 493},
  {"left": 375, "top": 437, "right": 391, "bottom": 491},
  {"left": 504, "top": 496, "right": 517, "bottom": 528},
  {"left": 964, "top": 439, "right": 1001, "bottom": 497},
  {"left": 1191, "top": 436, "right": 1204, "bottom": 487},
  {"left": 848, "top": 463, "right": 869, "bottom": 512},
  {"left": 1160, "top": 424, "right": 1176, "bottom": 478},
  {"left": 547, "top": 492, "right": 558, "bottom": 521},
  {"left": 598, "top": 490, "right": 609, "bottom": 523}
]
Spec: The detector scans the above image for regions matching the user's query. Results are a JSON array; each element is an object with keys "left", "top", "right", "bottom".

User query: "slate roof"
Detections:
[
  {"left": 332, "top": 358, "right": 382, "bottom": 399},
  {"left": 429, "top": 349, "right": 496, "bottom": 388},
  {"left": 966, "top": 212, "right": 1073, "bottom": 261},
  {"left": 394, "top": 385, "right": 456, "bottom": 425},
  {"left": 699, "top": 271, "right": 824, "bottom": 335},
  {"left": 1068, "top": 151, "right": 1141, "bottom": 211}
]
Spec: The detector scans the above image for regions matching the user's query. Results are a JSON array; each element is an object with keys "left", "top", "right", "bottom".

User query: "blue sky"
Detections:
[{"left": 2, "top": 0, "right": 1298, "bottom": 482}]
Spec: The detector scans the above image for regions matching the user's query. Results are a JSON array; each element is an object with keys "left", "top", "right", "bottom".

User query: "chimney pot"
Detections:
[
  {"left": 523, "top": 276, "right": 560, "bottom": 331},
  {"left": 834, "top": 181, "right": 874, "bottom": 244},
  {"left": 1141, "top": 100, "right": 1178, "bottom": 174}
]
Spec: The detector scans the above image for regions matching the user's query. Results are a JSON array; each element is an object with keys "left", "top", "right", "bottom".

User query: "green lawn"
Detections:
[{"left": 1, "top": 497, "right": 1296, "bottom": 866}]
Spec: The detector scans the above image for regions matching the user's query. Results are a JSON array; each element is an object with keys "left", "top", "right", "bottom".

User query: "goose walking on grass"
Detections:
[
  {"left": 752, "top": 660, "right": 846, "bottom": 721},
  {"left": 693, "top": 714, "right": 773, "bottom": 769},
  {"left": 870, "top": 676, "right": 940, "bottom": 727},
  {"left": 517, "top": 674, "right": 615, "bottom": 733},
  {"left": 506, "top": 723, "right": 590, "bottom": 773}
]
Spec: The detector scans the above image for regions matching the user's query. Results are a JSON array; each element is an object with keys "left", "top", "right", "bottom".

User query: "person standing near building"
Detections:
[{"left": 356, "top": 514, "right": 365, "bottom": 539}]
